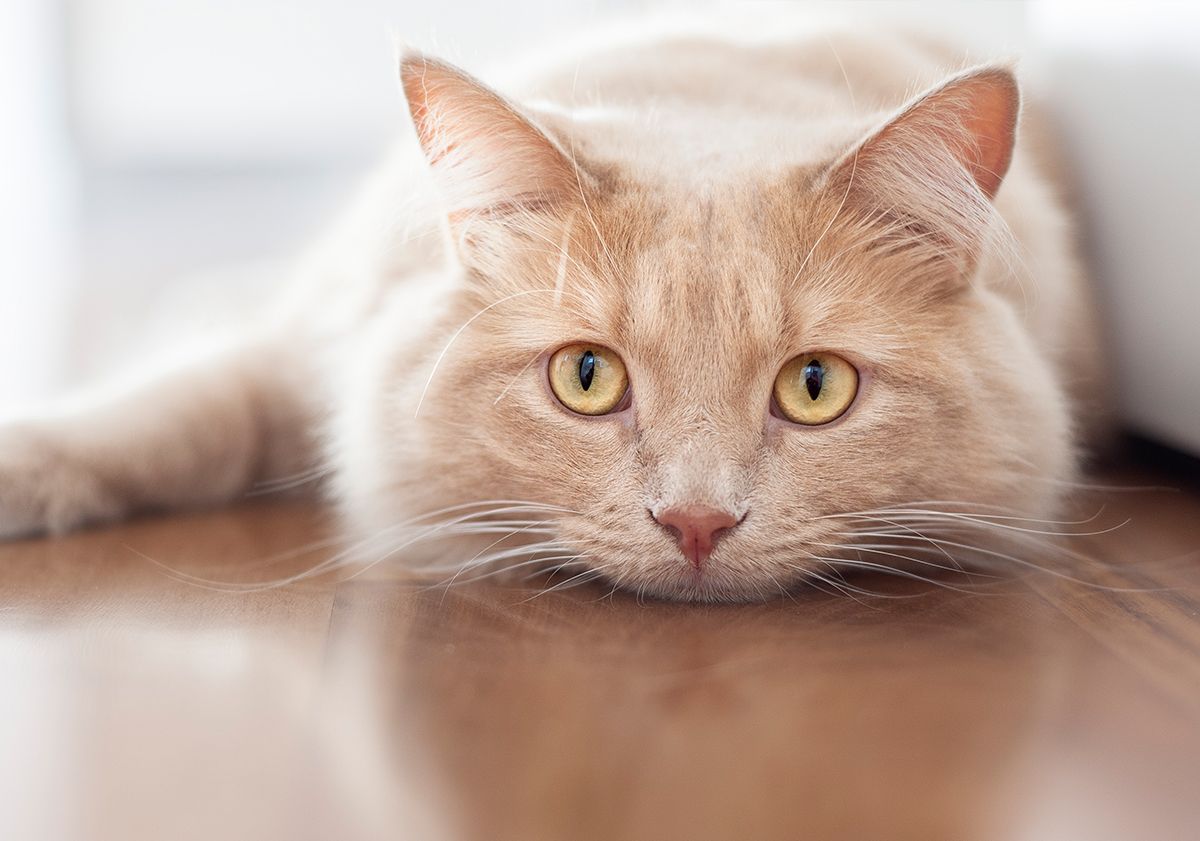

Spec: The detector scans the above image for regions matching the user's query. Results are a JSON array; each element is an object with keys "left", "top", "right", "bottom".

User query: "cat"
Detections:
[{"left": 0, "top": 19, "right": 1108, "bottom": 601}]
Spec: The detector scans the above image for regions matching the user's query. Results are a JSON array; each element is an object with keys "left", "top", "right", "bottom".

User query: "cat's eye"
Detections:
[
  {"left": 773, "top": 352, "right": 859, "bottom": 425},
  {"left": 548, "top": 344, "right": 629, "bottom": 416}
]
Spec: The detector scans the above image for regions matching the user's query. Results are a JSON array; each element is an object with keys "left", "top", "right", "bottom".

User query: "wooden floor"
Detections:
[{"left": 1, "top": 464, "right": 1199, "bottom": 841}]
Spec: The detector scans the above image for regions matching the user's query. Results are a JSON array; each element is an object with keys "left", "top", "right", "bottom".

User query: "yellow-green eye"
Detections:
[
  {"left": 548, "top": 344, "right": 629, "bottom": 415},
  {"left": 773, "top": 352, "right": 859, "bottom": 425}
]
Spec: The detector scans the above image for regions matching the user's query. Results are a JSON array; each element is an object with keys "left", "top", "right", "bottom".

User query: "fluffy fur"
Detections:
[{"left": 0, "top": 21, "right": 1107, "bottom": 601}]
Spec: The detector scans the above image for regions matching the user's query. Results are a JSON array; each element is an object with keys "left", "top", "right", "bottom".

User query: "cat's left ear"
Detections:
[
  {"left": 826, "top": 65, "right": 1020, "bottom": 273},
  {"left": 399, "top": 51, "right": 581, "bottom": 222}
]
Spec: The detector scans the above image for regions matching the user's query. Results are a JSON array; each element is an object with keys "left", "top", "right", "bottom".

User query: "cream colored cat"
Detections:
[{"left": 0, "top": 21, "right": 1107, "bottom": 600}]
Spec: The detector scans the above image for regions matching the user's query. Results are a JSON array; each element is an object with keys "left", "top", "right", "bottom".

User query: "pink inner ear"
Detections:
[
  {"left": 938, "top": 69, "right": 1020, "bottom": 200},
  {"left": 862, "top": 67, "right": 1020, "bottom": 202},
  {"left": 817, "top": 65, "right": 1021, "bottom": 280},
  {"left": 399, "top": 52, "right": 580, "bottom": 217}
]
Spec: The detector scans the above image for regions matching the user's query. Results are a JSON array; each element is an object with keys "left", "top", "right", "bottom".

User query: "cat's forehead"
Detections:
[
  {"left": 611, "top": 193, "right": 785, "bottom": 351},
  {"left": 571, "top": 181, "right": 918, "bottom": 371},
  {"left": 631, "top": 228, "right": 779, "bottom": 329}
]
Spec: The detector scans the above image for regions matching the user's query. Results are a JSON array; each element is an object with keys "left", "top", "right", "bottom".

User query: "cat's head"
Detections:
[{"left": 352, "top": 51, "right": 1073, "bottom": 601}]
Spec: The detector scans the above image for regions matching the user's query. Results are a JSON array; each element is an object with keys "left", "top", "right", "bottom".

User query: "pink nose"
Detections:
[{"left": 654, "top": 505, "right": 740, "bottom": 569}]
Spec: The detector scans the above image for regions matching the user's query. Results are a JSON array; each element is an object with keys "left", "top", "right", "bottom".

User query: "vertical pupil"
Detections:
[
  {"left": 803, "top": 360, "right": 823, "bottom": 400},
  {"left": 579, "top": 350, "right": 596, "bottom": 391}
]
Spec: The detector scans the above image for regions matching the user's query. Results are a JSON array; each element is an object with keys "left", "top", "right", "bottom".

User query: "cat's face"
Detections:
[{"left": 365, "top": 55, "right": 1074, "bottom": 601}]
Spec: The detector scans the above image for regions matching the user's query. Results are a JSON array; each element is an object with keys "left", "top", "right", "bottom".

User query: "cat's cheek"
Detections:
[{"left": 511, "top": 403, "right": 638, "bottom": 494}]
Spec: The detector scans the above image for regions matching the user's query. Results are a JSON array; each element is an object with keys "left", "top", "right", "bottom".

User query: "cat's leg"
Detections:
[{"left": 0, "top": 340, "right": 321, "bottom": 539}]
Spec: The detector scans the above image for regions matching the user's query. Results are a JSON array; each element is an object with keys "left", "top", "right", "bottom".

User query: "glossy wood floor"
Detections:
[{"left": 2, "top": 463, "right": 1199, "bottom": 841}]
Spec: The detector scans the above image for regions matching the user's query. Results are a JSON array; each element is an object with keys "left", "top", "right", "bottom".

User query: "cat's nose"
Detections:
[{"left": 653, "top": 505, "right": 740, "bottom": 569}]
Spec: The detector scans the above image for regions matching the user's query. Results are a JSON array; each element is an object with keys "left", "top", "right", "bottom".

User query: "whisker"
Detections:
[
  {"left": 813, "top": 541, "right": 995, "bottom": 578},
  {"left": 837, "top": 509, "right": 1130, "bottom": 539},
  {"left": 436, "top": 552, "right": 581, "bottom": 587},
  {"left": 246, "top": 464, "right": 334, "bottom": 496},
  {"left": 796, "top": 566, "right": 882, "bottom": 605},
  {"left": 816, "top": 502, "right": 1110, "bottom": 529},
  {"left": 133, "top": 499, "right": 576, "bottom": 592},
  {"left": 830, "top": 514, "right": 963, "bottom": 568},
  {"left": 436, "top": 521, "right": 560, "bottom": 596},
  {"left": 843, "top": 530, "right": 1164, "bottom": 592},
  {"left": 523, "top": 564, "right": 609, "bottom": 601},
  {"left": 804, "top": 554, "right": 992, "bottom": 596}
]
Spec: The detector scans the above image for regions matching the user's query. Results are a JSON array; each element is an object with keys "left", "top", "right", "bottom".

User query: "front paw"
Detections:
[{"left": 0, "top": 426, "right": 124, "bottom": 540}]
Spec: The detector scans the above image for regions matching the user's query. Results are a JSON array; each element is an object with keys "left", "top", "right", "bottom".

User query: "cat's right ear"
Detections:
[
  {"left": 399, "top": 51, "right": 582, "bottom": 223},
  {"left": 823, "top": 66, "right": 1020, "bottom": 279}
]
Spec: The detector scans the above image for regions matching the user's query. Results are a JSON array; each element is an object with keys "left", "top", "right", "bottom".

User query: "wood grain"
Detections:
[{"left": 1, "top": 468, "right": 1197, "bottom": 841}]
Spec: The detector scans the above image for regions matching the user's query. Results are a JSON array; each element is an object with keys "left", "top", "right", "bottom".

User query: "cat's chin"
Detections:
[{"left": 605, "top": 568, "right": 798, "bottom": 604}]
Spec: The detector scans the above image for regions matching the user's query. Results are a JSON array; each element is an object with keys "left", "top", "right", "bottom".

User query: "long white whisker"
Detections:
[
  {"left": 525, "top": 563, "right": 609, "bottom": 601},
  {"left": 801, "top": 560, "right": 935, "bottom": 599},
  {"left": 836, "top": 509, "right": 1129, "bottom": 538},
  {"left": 247, "top": 464, "right": 334, "bottom": 496},
  {"left": 134, "top": 500, "right": 575, "bottom": 591},
  {"left": 812, "top": 541, "right": 992, "bottom": 577},
  {"left": 833, "top": 514, "right": 963, "bottom": 568},
  {"left": 436, "top": 552, "right": 581, "bottom": 587},
  {"left": 808, "top": 555, "right": 990, "bottom": 595},
  {"left": 816, "top": 503, "right": 1109, "bottom": 528},
  {"left": 437, "top": 522, "right": 560, "bottom": 594}
]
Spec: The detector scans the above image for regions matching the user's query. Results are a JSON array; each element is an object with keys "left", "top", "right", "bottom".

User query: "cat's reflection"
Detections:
[{"left": 325, "top": 576, "right": 1062, "bottom": 841}]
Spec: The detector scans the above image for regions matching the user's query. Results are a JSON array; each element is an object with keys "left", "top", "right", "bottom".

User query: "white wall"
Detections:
[
  {"left": 0, "top": 1, "right": 77, "bottom": 408},
  {"left": 1031, "top": 1, "right": 1200, "bottom": 452},
  {"left": 68, "top": 0, "right": 1027, "bottom": 168},
  {"left": 71, "top": 0, "right": 641, "bottom": 167}
]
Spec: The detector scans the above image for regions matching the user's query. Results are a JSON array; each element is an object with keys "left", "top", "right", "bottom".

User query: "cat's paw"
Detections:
[{"left": 0, "top": 425, "right": 124, "bottom": 540}]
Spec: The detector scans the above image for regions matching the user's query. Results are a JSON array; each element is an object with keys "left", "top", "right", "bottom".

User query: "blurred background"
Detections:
[{"left": 2, "top": 0, "right": 1197, "bottom": 451}]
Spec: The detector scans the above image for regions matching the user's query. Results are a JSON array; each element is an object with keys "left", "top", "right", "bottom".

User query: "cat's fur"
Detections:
[{"left": 0, "top": 21, "right": 1107, "bottom": 601}]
